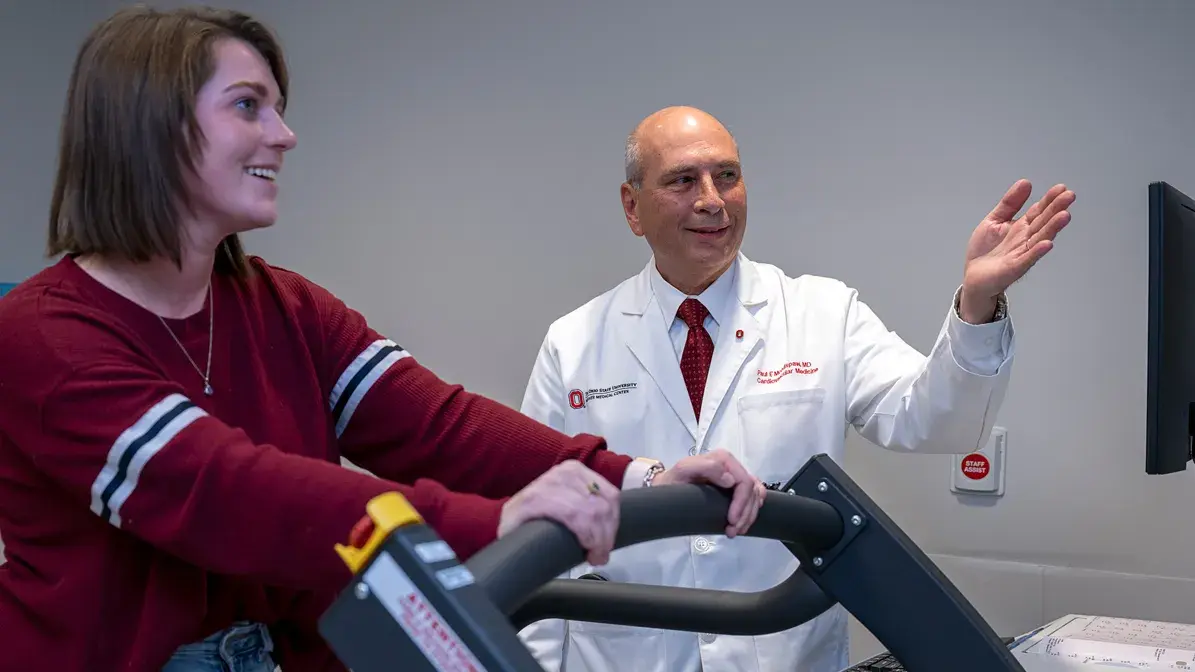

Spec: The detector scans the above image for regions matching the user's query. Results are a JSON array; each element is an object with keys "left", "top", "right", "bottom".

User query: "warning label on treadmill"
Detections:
[{"left": 363, "top": 552, "right": 486, "bottom": 671}]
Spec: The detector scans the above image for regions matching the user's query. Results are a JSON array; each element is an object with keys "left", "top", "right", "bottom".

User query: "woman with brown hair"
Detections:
[{"left": 0, "top": 6, "right": 764, "bottom": 671}]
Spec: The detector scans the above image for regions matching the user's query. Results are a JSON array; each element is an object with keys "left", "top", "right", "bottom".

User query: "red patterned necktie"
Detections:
[{"left": 677, "top": 298, "right": 714, "bottom": 421}]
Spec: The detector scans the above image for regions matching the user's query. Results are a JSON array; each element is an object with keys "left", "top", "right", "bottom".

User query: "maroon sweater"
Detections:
[{"left": 0, "top": 255, "right": 631, "bottom": 671}]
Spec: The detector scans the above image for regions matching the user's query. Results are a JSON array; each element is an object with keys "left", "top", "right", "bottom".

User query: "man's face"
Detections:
[{"left": 622, "top": 113, "right": 746, "bottom": 293}]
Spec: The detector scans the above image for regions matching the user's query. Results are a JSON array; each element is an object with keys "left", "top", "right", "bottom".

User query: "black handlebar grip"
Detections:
[
  {"left": 466, "top": 485, "right": 843, "bottom": 615},
  {"left": 509, "top": 567, "right": 837, "bottom": 634}
]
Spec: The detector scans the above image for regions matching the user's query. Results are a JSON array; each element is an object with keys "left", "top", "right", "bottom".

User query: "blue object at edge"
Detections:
[{"left": 0, "top": 282, "right": 17, "bottom": 297}]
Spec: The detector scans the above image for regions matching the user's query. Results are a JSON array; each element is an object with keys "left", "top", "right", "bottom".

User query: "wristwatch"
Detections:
[
  {"left": 954, "top": 287, "right": 1008, "bottom": 324},
  {"left": 635, "top": 457, "right": 665, "bottom": 488}
]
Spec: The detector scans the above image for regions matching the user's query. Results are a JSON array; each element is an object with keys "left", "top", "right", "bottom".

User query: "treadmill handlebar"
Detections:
[
  {"left": 509, "top": 564, "right": 839, "bottom": 634},
  {"left": 320, "top": 454, "right": 1026, "bottom": 672},
  {"left": 466, "top": 484, "right": 844, "bottom": 615}
]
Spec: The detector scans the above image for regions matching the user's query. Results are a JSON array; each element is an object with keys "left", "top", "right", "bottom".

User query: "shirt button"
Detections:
[
  {"left": 693, "top": 537, "right": 712, "bottom": 553},
  {"left": 689, "top": 445, "right": 697, "bottom": 456},
  {"left": 701, "top": 633, "right": 717, "bottom": 643}
]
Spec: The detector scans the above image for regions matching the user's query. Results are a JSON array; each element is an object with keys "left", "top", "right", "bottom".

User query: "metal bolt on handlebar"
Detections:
[
  {"left": 817, "top": 481, "right": 828, "bottom": 493},
  {"left": 812, "top": 557, "right": 823, "bottom": 567},
  {"left": 354, "top": 583, "right": 371, "bottom": 600},
  {"left": 851, "top": 515, "right": 863, "bottom": 526}
]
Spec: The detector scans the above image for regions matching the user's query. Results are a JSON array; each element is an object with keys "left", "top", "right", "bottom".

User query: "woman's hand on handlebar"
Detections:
[
  {"left": 652, "top": 449, "right": 766, "bottom": 539},
  {"left": 497, "top": 460, "right": 620, "bottom": 566}
]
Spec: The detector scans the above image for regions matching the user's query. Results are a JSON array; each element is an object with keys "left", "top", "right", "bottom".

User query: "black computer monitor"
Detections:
[{"left": 1146, "top": 181, "right": 1195, "bottom": 474}]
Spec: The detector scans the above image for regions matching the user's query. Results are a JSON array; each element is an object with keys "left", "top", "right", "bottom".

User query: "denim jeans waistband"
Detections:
[{"left": 166, "top": 621, "right": 275, "bottom": 671}]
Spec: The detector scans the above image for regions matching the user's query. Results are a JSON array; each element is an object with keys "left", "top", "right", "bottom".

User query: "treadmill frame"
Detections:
[{"left": 318, "top": 454, "right": 1024, "bottom": 671}]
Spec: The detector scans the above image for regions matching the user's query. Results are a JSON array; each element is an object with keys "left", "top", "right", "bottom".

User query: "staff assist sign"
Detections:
[{"left": 949, "top": 426, "right": 1007, "bottom": 497}]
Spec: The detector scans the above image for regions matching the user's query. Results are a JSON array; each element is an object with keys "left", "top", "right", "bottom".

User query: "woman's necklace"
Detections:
[{"left": 157, "top": 283, "right": 214, "bottom": 396}]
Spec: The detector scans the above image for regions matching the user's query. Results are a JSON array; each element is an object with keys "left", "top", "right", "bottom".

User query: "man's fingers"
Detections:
[
  {"left": 1028, "top": 191, "right": 1074, "bottom": 240},
  {"left": 986, "top": 179, "right": 1033, "bottom": 223},
  {"left": 1026, "top": 187, "right": 1072, "bottom": 232},
  {"left": 1023, "top": 183, "right": 1067, "bottom": 224},
  {"left": 713, "top": 449, "right": 752, "bottom": 483},
  {"left": 671, "top": 450, "right": 765, "bottom": 537},
  {"left": 1029, "top": 210, "right": 1071, "bottom": 247},
  {"left": 684, "top": 457, "right": 735, "bottom": 488},
  {"left": 1022, "top": 193, "right": 1048, "bottom": 223},
  {"left": 1012, "top": 240, "right": 1054, "bottom": 277},
  {"left": 725, "top": 462, "right": 753, "bottom": 522},
  {"left": 753, "top": 481, "right": 767, "bottom": 526},
  {"left": 705, "top": 451, "right": 760, "bottom": 536},
  {"left": 1027, "top": 186, "right": 1075, "bottom": 236},
  {"left": 729, "top": 480, "right": 767, "bottom": 537},
  {"left": 739, "top": 481, "right": 764, "bottom": 534},
  {"left": 726, "top": 478, "right": 753, "bottom": 536},
  {"left": 1022, "top": 190, "right": 1050, "bottom": 223},
  {"left": 1023, "top": 201, "right": 1043, "bottom": 224}
]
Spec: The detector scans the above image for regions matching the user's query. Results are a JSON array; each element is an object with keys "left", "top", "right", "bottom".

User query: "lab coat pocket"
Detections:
[
  {"left": 566, "top": 555, "right": 665, "bottom": 640},
  {"left": 566, "top": 568, "right": 664, "bottom": 667},
  {"left": 737, "top": 388, "right": 828, "bottom": 486},
  {"left": 569, "top": 618, "right": 662, "bottom": 672}
]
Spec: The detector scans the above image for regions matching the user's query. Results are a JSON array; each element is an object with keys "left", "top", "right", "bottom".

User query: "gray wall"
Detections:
[
  {"left": 0, "top": 1, "right": 113, "bottom": 279},
  {"left": 3, "top": 0, "right": 1194, "bottom": 662}
]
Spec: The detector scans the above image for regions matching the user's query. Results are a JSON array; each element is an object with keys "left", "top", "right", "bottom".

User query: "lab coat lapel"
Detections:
[
  {"left": 617, "top": 266, "right": 699, "bottom": 441},
  {"left": 698, "top": 259, "right": 767, "bottom": 442}
]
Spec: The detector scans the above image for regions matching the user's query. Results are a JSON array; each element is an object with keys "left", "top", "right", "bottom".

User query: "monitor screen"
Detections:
[{"left": 1146, "top": 181, "right": 1195, "bottom": 474}]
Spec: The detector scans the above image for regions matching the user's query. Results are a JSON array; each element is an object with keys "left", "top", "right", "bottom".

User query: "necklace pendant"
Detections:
[{"left": 204, "top": 382, "right": 214, "bottom": 396}]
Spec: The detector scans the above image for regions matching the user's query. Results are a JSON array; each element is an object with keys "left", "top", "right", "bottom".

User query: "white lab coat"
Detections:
[{"left": 518, "top": 253, "right": 1014, "bottom": 672}]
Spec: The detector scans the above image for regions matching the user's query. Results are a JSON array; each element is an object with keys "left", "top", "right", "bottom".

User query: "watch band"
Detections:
[
  {"left": 992, "top": 293, "right": 1008, "bottom": 321},
  {"left": 643, "top": 462, "right": 665, "bottom": 487},
  {"left": 954, "top": 287, "right": 1009, "bottom": 324},
  {"left": 634, "top": 457, "right": 665, "bottom": 488}
]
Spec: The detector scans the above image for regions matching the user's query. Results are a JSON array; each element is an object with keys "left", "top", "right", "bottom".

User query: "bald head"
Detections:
[
  {"left": 625, "top": 106, "right": 739, "bottom": 188},
  {"left": 618, "top": 106, "right": 746, "bottom": 296}
]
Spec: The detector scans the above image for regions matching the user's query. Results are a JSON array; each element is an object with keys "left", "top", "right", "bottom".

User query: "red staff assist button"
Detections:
[{"left": 960, "top": 453, "right": 990, "bottom": 480}]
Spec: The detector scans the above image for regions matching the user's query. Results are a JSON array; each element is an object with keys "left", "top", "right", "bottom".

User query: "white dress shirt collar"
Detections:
[{"left": 649, "top": 257, "right": 739, "bottom": 331}]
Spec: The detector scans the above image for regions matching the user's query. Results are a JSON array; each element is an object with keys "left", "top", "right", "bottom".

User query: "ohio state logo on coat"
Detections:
[
  {"left": 567, "top": 383, "right": 638, "bottom": 409},
  {"left": 568, "top": 389, "right": 585, "bottom": 409}
]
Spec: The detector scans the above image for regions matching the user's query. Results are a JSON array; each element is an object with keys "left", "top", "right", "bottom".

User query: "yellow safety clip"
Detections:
[{"left": 335, "top": 491, "right": 425, "bottom": 574}]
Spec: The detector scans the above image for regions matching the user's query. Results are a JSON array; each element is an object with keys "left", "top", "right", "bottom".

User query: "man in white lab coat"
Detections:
[{"left": 517, "top": 106, "right": 1075, "bottom": 672}]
